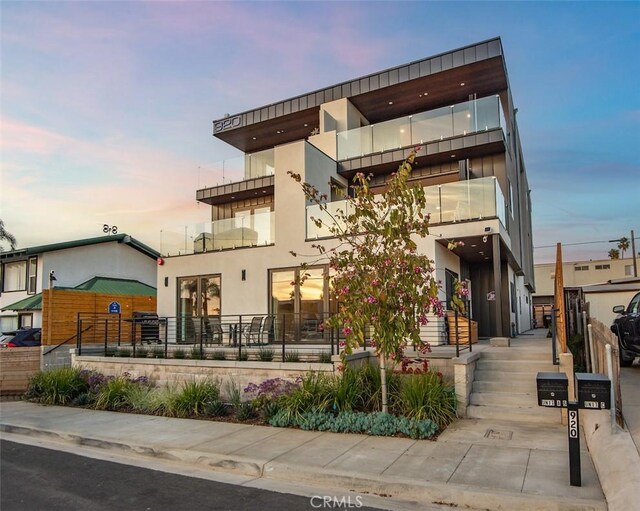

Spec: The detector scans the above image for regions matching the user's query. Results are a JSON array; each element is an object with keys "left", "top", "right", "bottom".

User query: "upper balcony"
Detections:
[
  {"left": 160, "top": 211, "right": 274, "bottom": 257},
  {"left": 305, "top": 176, "right": 506, "bottom": 240},
  {"left": 196, "top": 148, "right": 275, "bottom": 206},
  {"left": 336, "top": 95, "right": 506, "bottom": 175}
]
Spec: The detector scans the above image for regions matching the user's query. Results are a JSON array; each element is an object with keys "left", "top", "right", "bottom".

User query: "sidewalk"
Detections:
[
  {"left": 620, "top": 362, "right": 640, "bottom": 455},
  {"left": 0, "top": 400, "right": 605, "bottom": 511}
]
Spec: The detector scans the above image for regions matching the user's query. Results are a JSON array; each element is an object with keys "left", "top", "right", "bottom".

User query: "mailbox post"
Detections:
[{"left": 536, "top": 371, "right": 612, "bottom": 487}]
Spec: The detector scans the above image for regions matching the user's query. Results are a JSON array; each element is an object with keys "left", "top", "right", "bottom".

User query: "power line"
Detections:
[{"left": 534, "top": 237, "right": 638, "bottom": 250}]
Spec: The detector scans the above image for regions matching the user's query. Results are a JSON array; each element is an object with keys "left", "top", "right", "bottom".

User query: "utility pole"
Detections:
[{"left": 632, "top": 229, "right": 638, "bottom": 278}]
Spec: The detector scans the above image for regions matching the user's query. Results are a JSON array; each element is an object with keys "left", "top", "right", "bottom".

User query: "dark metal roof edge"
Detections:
[
  {"left": 212, "top": 37, "right": 503, "bottom": 125},
  {"left": 0, "top": 234, "right": 160, "bottom": 261},
  {"left": 75, "top": 275, "right": 157, "bottom": 291}
]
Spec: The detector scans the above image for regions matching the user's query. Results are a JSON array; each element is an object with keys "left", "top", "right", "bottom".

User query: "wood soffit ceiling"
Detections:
[{"left": 214, "top": 56, "right": 508, "bottom": 154}]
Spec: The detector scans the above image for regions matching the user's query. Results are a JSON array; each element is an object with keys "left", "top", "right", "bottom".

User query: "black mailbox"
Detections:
[
  {"left": 536, "top": 372, "right": 568, "bottom": 408},
  {"left": 575, "top": 373, "right": 611, "bottom": 410}
]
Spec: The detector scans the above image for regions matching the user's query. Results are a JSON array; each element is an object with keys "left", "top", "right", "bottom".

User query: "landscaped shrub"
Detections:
[
  {"left": 244, "top": 378, "right": 301, "bottom": 410},
  {"left": 236, "top": 350, "right": 249, "bottom": 361},
  {"left": 279, "top": 372, "right": 333, "bottom": 419},
  {"left": 104, "top": 347, "right": 117, "bottom": 357},
  {"left": 134, "top": 347, "right": 149, "bottom": 358},
  {"left": 261, "top": 400, "right": 282, "bottom": 422},
  {"left": 235, "top": 402, "right": 256, "bottom": 421},
  {"left": 171, "top": 379, "right": 220, "bottom": 418},
  {"left": 26, "top": 367, "right": 89, "bottom": 405},
  {"left": 331, "top": 366, "right": 364, "bottom": 412},
  {"left": 93, "top": 376, "right": 138, "bottom": 410},
  {"left": 284, "top": 350, "right": 300, "bottom": 363},
  {"left": 116, "top": 347, "right": 131, "bottom": 358},
  {"left": 142, "top": 385, "right": 178, "bottom": 416},
  {"left": 257, "top": 347, "right": 275, "bottom": 362},
  {"left": 317, "top": 352, "right": 332, "bottom": 364},
  {"left": 172, "top": 348, "right": 186, "bottom": 359},
  {"left": 224, "top": 379, "right": 242, "bottom": 407},
  {"left": 396, "top": 370, "right": 457, "bottom": 428},
  {"left": 210, "top": 350, "right": 226, "bottom": 361},
  {"left": 190, "top": 346, "right": 204, "bottom": 360},
  {"left": 356, "top": 362, "right": 402, "bottom": 412},
  {"left": 151, "top": 347, "right": 165, "bottom": 359},
  {"left": 268, "top": 410, "right": 437, "bottom": 439},
  {"left": 205, "top": 399, "right": 227, "bottom": 417}
]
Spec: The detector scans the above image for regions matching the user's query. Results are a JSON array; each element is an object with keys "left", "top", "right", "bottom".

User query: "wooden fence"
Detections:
[
  {"left": 0, "top": 347, "right": 41, "bottom": 395},
  {"left": 41, "top": 289, "right": 156, "bottom": 346},
  {"left": 588, "top": 318, "right": 623, "bottom": 427}
]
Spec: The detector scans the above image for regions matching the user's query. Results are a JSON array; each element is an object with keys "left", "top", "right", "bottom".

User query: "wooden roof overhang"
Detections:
[{"left": 213, "top": 39, "right": 508, "bottom": 154}]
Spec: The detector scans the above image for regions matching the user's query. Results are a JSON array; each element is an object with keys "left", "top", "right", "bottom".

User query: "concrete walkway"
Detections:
[
  {"left": 620, "top": 361, "right": 640, "bottom": 455},
  {"left": 1, "top": 400, "right": 605, "bottom": 511}
]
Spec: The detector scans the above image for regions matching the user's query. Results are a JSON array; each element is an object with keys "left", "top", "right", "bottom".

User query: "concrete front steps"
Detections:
[{"left": 467, "top": 347, "right": 561, "bottom": 424}]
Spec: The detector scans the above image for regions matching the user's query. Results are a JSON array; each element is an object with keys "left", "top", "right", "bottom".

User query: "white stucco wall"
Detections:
[
  {"left": 43, "top": 242, "right": 157, "bottom": 289},
  {"left": 586, "top": 290, "right": 639, "bottom": 328},
  {"left": 1, "top": 240, "right": 157, "bottom": 332},
  {"left": 157, "top": 140, "right": 450, "bottom": 319}
]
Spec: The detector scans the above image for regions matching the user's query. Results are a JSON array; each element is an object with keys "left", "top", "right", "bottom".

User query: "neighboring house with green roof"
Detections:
[{"left": 0, "top": 234, "right": 159, "bottom": 333}]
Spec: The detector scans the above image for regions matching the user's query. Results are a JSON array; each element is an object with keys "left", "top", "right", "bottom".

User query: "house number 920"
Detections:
[{"left": 569, "top": 410, "right": 578, "bottom": 439}]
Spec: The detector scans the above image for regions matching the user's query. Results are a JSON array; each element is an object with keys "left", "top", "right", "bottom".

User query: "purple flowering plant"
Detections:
[{"left": 244, "top": 377, "right": 300, "bottom": 408}]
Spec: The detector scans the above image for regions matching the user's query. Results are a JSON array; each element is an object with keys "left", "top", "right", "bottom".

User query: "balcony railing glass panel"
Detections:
[
  {"left": 161, "top": 211, "right": 275, "bottom": 256},
  {"left": 306, "top": 177, "right": 506, "bottom": 239},
  {"left": 337, "top": 96, "right": 505, "bottom": 161},
  {"left": 199, "top": 148, "right": 275, "bottom": 188}
]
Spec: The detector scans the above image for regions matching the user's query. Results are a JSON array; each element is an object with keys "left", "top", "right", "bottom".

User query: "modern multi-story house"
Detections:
[
  {"left": 157, "top": 37, "right": 535, "bottom": 341},
  {"left": 0, "top": 234, "right": 159, "bottom": 333}
]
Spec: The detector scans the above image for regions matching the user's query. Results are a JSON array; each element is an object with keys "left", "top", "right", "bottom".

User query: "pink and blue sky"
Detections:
[{"left": 1, "top": 1, "right": 638, "bottom": 263}]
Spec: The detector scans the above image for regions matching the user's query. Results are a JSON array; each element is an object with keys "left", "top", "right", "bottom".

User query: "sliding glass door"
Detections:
[
  {"left": 269, "top": 266, "right": 328, "bottom": 341},
  {"left": 177, "top": 274, "right": 221, "bottom": 341}
]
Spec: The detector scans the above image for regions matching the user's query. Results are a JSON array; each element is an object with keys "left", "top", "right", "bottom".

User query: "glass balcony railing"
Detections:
[
  {"left": 198, "top": 148, "right": 275, "bottom": 188},
  {"left": 306, "top": 177, "right": 505, "bottom": 239},
  {"left": 337, "top": 96, "right": 506, "bottom": 161},
  {"left": 160, "top": 211, "right": 275, "bottom": 256}
]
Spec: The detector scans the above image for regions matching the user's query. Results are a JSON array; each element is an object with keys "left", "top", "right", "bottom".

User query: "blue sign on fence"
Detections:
[{"left": 108, "top": 301, "right": 121, "bottom": 314}]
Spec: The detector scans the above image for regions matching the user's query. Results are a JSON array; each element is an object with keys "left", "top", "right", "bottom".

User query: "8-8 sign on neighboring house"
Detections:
[{"left": 108, "top": 301, "right": 121, "bottom": 314}]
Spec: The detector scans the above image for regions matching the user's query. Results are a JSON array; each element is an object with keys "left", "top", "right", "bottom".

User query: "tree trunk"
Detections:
[{"left": 379, "top": 353, "right": 388, "bottom": 413}]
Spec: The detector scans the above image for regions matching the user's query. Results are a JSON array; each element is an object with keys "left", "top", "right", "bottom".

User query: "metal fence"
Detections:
[{"left": 75, "top": 310, "right": 454, "bottom": 360}]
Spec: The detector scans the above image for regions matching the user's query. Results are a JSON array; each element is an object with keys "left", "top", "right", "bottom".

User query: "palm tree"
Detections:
[
  {"left": 618, "top": 237, "right": 630, "bottom": 259},
  {"left": 608, "top": 248, "right": 620, "bottom": 260},
  {"left": 0, "top": 219, "right": 17, "bottom": 251}
]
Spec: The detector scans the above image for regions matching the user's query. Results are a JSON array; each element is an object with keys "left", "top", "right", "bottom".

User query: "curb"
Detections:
[{"left": 1, "top": 422, "right": 606, "bottom": 511}]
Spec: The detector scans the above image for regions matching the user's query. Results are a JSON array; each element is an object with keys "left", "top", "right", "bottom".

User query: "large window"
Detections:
[
  {"left": 2, "top": 261, "right": 27, "bottom": 292},
  {"left": 0, "top": 315, "right": 18, "bottom": 334},
  {"left": 269, "top": 266, "right": 328, "bottom": 340}
]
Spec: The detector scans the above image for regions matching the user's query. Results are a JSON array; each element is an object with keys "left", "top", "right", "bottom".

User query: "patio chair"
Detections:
[
  {"left": 243, "top": 316, "right": 263, "bottom": 346},
  {"left": 260, "top": 315, "right": 274, "bottom": 344},
  {"left": 204, "top": 316, "right": 224, "bottom": 345}
]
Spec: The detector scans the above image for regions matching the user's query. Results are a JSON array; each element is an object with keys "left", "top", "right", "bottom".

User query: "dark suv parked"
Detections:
[{"left": 611, "top": 291, "right": 640, "bottom": 366}]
